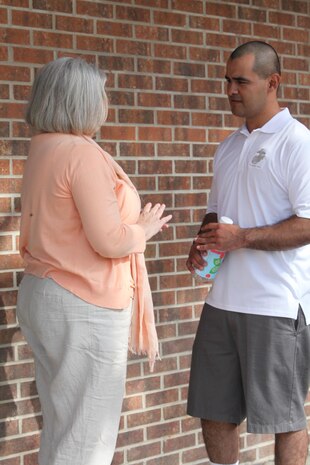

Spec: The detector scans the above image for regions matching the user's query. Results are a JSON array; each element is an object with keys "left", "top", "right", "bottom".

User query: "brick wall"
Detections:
[{"left": 0, "top": 1, "right": 309, "bottom": 464}]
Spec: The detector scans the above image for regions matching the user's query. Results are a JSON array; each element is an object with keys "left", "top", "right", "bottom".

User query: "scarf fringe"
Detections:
[{"left": 128, "top": 345, "right": 161, "bottom": 372}]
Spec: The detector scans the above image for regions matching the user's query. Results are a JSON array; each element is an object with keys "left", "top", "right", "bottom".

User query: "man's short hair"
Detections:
[{"left": 230, "top": 41, "right": 281, "bottom": 78}]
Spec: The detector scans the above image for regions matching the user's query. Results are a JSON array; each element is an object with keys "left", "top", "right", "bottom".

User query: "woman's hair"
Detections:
[{"left": 26, "top": 57, "right": 108, "bottom": 135}]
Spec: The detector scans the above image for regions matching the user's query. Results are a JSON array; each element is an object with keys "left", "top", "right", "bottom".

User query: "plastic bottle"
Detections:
[{"left": 194, "top": 216, "right": 233, "bottom": 282}]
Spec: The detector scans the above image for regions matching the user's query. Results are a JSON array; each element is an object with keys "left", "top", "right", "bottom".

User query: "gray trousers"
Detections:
[{"left": 17, "top": 275, "right": 132, "bottom": 465}]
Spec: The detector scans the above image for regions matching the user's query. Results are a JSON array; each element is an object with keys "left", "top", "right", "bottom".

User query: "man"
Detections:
[{"left": 186, "top": 41, "right": 310, "bottom": 465}]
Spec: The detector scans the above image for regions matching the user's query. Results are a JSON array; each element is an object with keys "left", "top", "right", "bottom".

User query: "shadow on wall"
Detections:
[
  {"left": 0, "top": 276, "right": 42, "bottom": 460},
  {"left": 0, "top": 292, "right": 19, "bottom": 453}
]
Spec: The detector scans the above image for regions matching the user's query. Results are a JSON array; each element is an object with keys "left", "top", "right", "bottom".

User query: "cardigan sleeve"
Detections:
[{"left": 68, "top": 144, "right": 146, "bottom": 259}]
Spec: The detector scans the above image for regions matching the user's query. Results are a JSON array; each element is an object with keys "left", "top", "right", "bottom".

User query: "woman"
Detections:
[{"left": 16, "top": 57, "right": 172, "bottom": 465}]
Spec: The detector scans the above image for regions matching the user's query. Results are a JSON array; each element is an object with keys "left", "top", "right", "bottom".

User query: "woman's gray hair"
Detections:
[{"left": 26, "top": 57, "right": 108, "bottom": 135}]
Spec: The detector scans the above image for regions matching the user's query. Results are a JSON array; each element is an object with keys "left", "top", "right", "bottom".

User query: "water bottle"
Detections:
[{"left": 194, "top": 216, "right": 233, "bottom": 282}]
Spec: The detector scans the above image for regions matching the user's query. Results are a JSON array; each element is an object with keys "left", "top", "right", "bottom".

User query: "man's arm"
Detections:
[{"left": 195, "top": 215, "right": 310, "bottom": 252}]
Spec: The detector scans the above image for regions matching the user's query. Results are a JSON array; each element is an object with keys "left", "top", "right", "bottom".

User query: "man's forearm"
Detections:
[
  {"left": 241, "top": 215, "right": 310, "bottom": 251},
  {"left": 196, "top": 214, "right": 310, "bottom": 253}
]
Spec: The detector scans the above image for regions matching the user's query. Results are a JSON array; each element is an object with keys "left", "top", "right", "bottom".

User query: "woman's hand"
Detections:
[{"left": 137, "top": 203, "right": 172, "bottom": 241}]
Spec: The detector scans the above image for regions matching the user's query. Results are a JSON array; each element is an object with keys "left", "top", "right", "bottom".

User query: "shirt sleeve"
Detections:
[
  {"left": 287, "top": 135, "right": 310, "bottom": 219},
  {"left": 68, "top": 144, "right": 146, "bottom": 258}
]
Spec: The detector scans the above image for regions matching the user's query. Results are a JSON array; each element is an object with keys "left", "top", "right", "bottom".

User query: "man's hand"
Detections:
[
  {"left": 186, "top": 242, "right": 206, "bottom": 273},
  {"left": 194, "top": 223, "right": 245, "bottom": 252}
]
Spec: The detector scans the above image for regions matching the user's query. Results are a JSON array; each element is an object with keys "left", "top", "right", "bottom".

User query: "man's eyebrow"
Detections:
[{"left": 225, "top": 75, "right": 251, "bottom": 82}]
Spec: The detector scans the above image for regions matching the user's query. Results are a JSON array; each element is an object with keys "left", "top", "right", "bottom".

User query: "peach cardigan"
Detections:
[{"left": 20, "top": 133, "right": 159, "bottom": 369}]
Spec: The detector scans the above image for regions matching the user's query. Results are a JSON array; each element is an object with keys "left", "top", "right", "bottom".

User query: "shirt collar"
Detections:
[{"left": 239, "top": 108, "right": 292, "bottom": 136}]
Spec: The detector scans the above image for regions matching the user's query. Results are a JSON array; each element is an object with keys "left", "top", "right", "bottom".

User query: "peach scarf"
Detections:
[{"left": 86, "top": 137, "right": 159, "bottom": 371}]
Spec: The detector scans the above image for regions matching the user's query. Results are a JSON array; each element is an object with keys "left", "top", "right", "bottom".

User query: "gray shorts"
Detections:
[{"left": 187, "top": 303, "right": 310, "bottom": 434}]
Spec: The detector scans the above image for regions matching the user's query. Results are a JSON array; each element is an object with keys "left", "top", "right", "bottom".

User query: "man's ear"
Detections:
[{"left": 268, "top": 73, "right": 281, "bottom": 91}]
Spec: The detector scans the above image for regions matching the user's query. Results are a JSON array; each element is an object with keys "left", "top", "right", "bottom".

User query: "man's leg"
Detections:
[
  {"left": 275, "top": 429, "right": 309, "bottom": 465},
  {"left": 201, "top": 419, "right": 239, "bottom": 464}
]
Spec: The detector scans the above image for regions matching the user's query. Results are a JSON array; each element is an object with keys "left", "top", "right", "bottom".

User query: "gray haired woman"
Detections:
[{"left": 17, "top": 57, "right": 171, "bottom": 465}]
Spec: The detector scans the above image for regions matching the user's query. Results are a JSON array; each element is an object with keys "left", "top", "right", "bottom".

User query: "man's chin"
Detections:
[{"left": 230, "top": 106, "right": 245, "bottom": 118}]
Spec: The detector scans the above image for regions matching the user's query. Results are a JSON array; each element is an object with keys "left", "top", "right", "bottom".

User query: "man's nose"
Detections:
[{"left": 228, "top": 82, "right": 239, "bottom": 95}]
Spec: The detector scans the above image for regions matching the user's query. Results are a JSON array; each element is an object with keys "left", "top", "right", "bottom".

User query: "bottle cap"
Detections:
[{"left": 219, "top": 216, "right": 233, "bottom": 224}]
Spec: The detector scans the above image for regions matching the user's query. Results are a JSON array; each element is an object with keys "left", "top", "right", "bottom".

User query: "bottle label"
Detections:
[{"left": 194, "top": 250, "right": 225, "bottom": 281}]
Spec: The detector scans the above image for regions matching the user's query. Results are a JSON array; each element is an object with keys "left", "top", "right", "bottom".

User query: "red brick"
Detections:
[
  {"left": 152, "top": 289, "right": 176, "bottom": 307},
  {"left": 76, "top": 35, "right": 113, "bottom": 52},
  {"left": 146, "top": 454, "right": 180, "bottom": 465},
  {"left": 157, "top": 110, "right": 190, "bottom": 126},
  {"left": 0, "top": 253, "right": 23, "bottom": 270},
  {"left": 238, "top": 6, "right": 267, "bottom": 21},
  {"left": 171, "top": 28, "right": 203, "bottom": 46},
  {"left": 0, "top": 271, "right": 14, "bottom": 287},
  {"left": 140, "top": 160, "right": 173, "bottom": 176},
  {"left": 101, "top": 125, "right": 136, "bottom": 141},
  {"left": 127, "top": 440, "right": 161, "bottom": 461},
  {"left": 146, "top": 388, "right": 179, "bottom": 407},
  {"left": 182, "top": 444, "right": 206, "bottom": 463},
  {"left": 138, "top": 127, "right": 172, "bottom": 141},
  {"left": 0, "top": 7, "right": 8, "bottom": 23},
  {"left": 297, "top": 14, "right": 310, "bottom": 28},
  {"left": 0, "top": 121, "right": 9, "bottom": 137},
  {"left": 206, "top": 2, "right": 237, "bottom": 17},
  {"left": 56, "top": 15, "right": 94, "bottom": 33},
  {"left": 0, "top": 102, "right": 26, "bottom": 119},
  {"left": 223, "top": 19, "right": 252, "bottom": 34},
  {"left": 147, "top": 419, "right": 180, "bottom": 439},
  {"left": 12, "top": 10, "right": 53, "bottom": 28},
  {"left": 153, "top": 10, "right": 187, "bottom": 27},
  {"left": 171, "top": 0, "right": 203, "bottom": 14},
  {"left": 118, "top": 74, "right": 153, "bottom": 90},
  {"left": 0, "top": 434, "right": 40, "bottom": 457},
  {"left": 33, "top": 0, "right": 72, "bottom": 11},
  {"left": 0, "top": 235, "right": 13, "bottom": 251},
  {"left": 0, "top": 457, "right": 20, "bottom": 465},
  {"left": 116, "top": 428, "right": 144, "bottom": 448},
  {"left": 0, "top": 27, "right": 30, "bottom": 45},
  {"left": 174, "top": 94, "right": 206, "bottom": 110},
  {"left": 253, "top": 23, "right": 281, "bottom": 38},
  {"left": 138, "top": 58, "right": 171, "bottom": 74},
  {"left": 127, "top": 409, "right": 161, "bottom": 428},
  {"left": 281, "top": 0, "right": 308, "bottom": 12},
  {"left": 138, "top": 91, "right": 171, "bottom": 108},
  {"left": 156, "top": 77, "right": 188, "bottom": 92},
  {"left": 175, "top": 127, "right": 206, "bottom": 142},
  {"left": 97, "top": 20, "right": 133, "bottom": 38},
  {"left": 190, "top": 15, "right": 220, "bottom": 32},
  {"left": 0, "top": 64, "right": 30, "bottom": 82},
  {"left": 116, "top": 5, "right": 150, "bottom": 22},
  {"left": 269, "top": 11, "right": 296, "bottom": 26},
  {"left": 116, "top": 39, "right": 151, "bottom": 56},
  {"left": 156, "top": 322, "right": 177, "bottom": 340},
  {"left": 33, "top": 30, "right": 72, "bottom": 48},
  {"left": 154, "top": 42, "right": 187, "bottom": 60},
  {"left": 283, "top": 57, "right": 309, "bottom": 71},
  {"left": 157, "top": 143, "right": 190, "bottom": 157},
  {"left": 76, "top": 0, "right": 113, "bottom": 17},
  {"left": 135, "top": 25, "right": 169, "bottom": 41}
]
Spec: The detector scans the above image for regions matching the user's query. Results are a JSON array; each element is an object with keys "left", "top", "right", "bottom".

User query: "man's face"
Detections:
[{"left": 225, "top": 53, "right": 270, "bottom": 121}]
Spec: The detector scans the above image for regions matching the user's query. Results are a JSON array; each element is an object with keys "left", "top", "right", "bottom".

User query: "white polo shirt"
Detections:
[{"left": 206, "top": 108, "right": 310, "bottom": 323}]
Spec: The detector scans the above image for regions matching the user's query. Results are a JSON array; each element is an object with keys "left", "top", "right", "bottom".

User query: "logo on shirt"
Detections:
[{"left": 250, "top": 148, "right": 267, "bottom": 168}]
